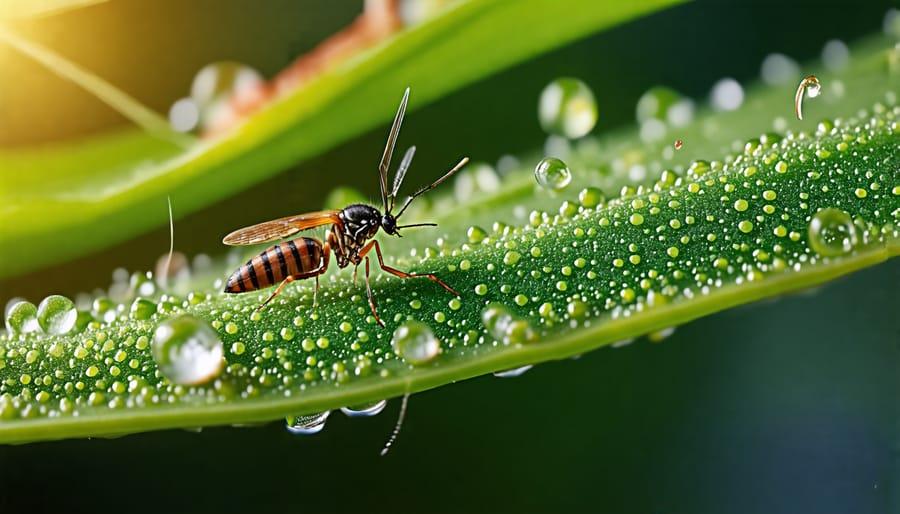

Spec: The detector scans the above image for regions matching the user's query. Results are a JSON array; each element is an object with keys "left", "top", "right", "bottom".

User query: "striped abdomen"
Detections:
[{"left": 224, "top": 238, "right": 323, "bottom": 293}]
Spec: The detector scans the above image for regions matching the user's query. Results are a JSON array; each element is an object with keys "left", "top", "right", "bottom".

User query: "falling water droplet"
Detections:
[
  {"left": 392, "top": 321, "right": 441, "bottom": 365},
  {"left": 151, "top": 315, "right": 225, "bottom": 385},
  {"left": 493, "top": 365, "right": 533, "bottom": 378},
  {"left": 538, "top": 77, "right": 598, "bottom": 139},
  {"left": 5, "top": 301, "right": 39, "bottom": 334},
  {"left": 808, "top": 208, "right": 858, "bottom": 257},
  {"left": 341, "top": 400, "right": 388, "bottom": 417},
  {"left": 286, "top": 411, "right": 331, "bottom": 435},
  {"left": 534, "top": 157, "right": 572, "bottom": 192},
  {"left": 36, "top": 295, "right": 77, "bottom": 335}
]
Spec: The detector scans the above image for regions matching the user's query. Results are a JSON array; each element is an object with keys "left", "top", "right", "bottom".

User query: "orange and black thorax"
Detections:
[{"left": 330, "top": 204, "right": 382, "bottom": 268}]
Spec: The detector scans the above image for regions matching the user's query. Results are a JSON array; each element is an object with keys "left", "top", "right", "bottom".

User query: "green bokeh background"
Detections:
[{"left": 1, "top": 1, "right": 898, "bottom": 512}]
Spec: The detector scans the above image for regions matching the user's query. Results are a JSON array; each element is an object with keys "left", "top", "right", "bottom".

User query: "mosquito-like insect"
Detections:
[{"left": 222, "top": 88, "right": 468, "bottom": 326}]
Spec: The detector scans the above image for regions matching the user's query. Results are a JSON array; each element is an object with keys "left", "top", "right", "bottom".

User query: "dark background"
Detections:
[{"left": 1, "top": 1, "right": 898, "bottom": 513}]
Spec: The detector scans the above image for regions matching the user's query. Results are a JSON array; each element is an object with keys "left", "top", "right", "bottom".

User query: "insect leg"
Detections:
[
  {"left": 359, "top": 240, "right": 460, "bottom": 297},
  {"left": 256, "top": 243, "right": 331, "bottom": 311},
  {"left": 363, "top": 255, "right": 385, "bottom": 327}
]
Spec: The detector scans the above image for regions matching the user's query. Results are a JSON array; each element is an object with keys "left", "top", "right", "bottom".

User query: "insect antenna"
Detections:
[
  {"left": 389, "top": 146, "right": 416, "bottom": 212},
  {"left": 379, "top": 87, "right": 410, "bottom": 212},
  {"left": 393, "top": 156, "right": 469, "bottom": 219}
]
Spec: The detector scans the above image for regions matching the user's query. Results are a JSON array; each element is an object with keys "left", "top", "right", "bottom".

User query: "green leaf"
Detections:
[
  {"left": 0, "top": 35, "right": 897, "bottom": 444},
  {"left": 0, "top": 0, "right": 684, "bottom": 278}
]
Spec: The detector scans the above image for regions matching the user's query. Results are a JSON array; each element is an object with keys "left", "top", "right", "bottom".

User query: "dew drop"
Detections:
[
  {"left": 534, "top": 157, "right": 572, "bottom": 192},
  {"left": 493, "top": 365, "right": 533, "bottom": 378},
  {"left": 635, "top": 86, "right": 680, "bottom": 123},
  {"left": 341, "top": 400, "right": 388, "bottom": 418},
  {"left": 481, "top": 303, "right": 535, "bottom": 344},
  {"left": 5, "top": 301, "right": 39, "bottom": 334},
  {"left": 538, "top": 77, "right": 598, "bottom": 139},
  {"left": 710, "top": 78, "right": 744, "bottom": 111},
  {"left": 168, "top": 97, "right": 200, "bottom": 132},
  {"left": 151, "top": 315, "right": 225, "bottom": 385},
  {"left": 190, "top": 61, "right": 264, "bottom": 130},
  {"left": 392, "top": 321, "right": 441, "bottom": 365},
  {"left": 808, "top": 208, "right": 858, "bottom": 257},
  {"left": 36, "top": 295, "right": 77, "bottom": 335},
  {"left": 286, "top": 411, "right": 331, "bottom": 435},
  {"left": 760, "top": 53, "right": 800, "bottom": 85}
]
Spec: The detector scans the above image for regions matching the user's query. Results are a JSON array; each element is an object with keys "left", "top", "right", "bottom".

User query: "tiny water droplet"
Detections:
[
  {"left": 534, "top": 157, "right": 572, "bottom": 192},
  {"left": 493, "top": 365, "right": 533, "bottom": 378},
  {"left": 392, "top": 321, "right": 441, "bottom": 365},
  {"left": 341, "top": 400, "right": 388, "bottom": 417},
  {"left": 808, "top": 208, "right": 858, "bottom": 257},
  {"left": 151, "top": 315, "right": 225, "bottom": 385},
  {"left": 5, "top": 301, "right": 39, "bottom": 334},
  {"left": 538, "top": 77, "right": 597, "bottom": 139},
  {"left": 36, "top": 295, "right": 77, "bottom": 335},
  {"left": 286, "top": 411, "right": 331, "bottom": 435}
]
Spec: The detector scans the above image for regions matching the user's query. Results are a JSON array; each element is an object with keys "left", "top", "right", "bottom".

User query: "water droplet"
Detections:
[
  {"left": 36, "top": 295, "right": 77, "bottom": 335},
  {"left": 151, "top": 315, "right": 225, "bottom": 385},
  {"left": 341, "top": 400, "right": 388, "bottom": 417},
  {"left": 392, "top": 321, "right": 441, "bottom": 365},
  {"left": 493, "top": 365, "right": 533, "bottom": 378},
  {"left": 760, "top": 53, "right": 800, "bottom": 85},
  {"left": 538, "top": 77, "right": 597, "bottom": 139},
  {"left": 710, "top": 78, "right": 744, "bottom": 111},
  {"left": 5, "top": 301, "right": 39, "bottom": 334},
  {"left": 168, "top": 97, "right": 200, "bottom": 132},
  {"left": 808, "top": 208, "right": 858, "bottom": 257},
  {"left": 190, "top": 61, "right": 264, "bottom": 130},
  {"left": 286, "top": 411, "right": 331, "bottom": 435},
  {"left": 635, "top": 86, "right": 680, "bottom": 123},
  {"left": 481, "top": 303, "right": 535, "bottom": 344},
  {"left": 821, "top": 39, "right": 850, "bottom": 71},
  {"left": 534, "top": 157, "right": 572, "bottom": 192},
  {"left": 130, "top": 298, "right": 157, "bottom": 320}
]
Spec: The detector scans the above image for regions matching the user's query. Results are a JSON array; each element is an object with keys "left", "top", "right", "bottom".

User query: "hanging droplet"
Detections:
[
  {"left": 286, "top": 411, "right": 331, "bottom": 435},
  {"left": 538, "top": 77, "right": 598, "bottom": 139},
  {"left": 151, "top": 315, "right": 225, "bottom": 385},
  {"left": 534, "top": 157, "right": 572, "bottom": 192},
  {"left": 36, "top": 295, "right": 77, "bottom": 335},
  {"left": 493, "top": 365, "right": 533, "bottom": 378},
  {"left": 341, "top": 400, "right": 388, "bottom": 417}
]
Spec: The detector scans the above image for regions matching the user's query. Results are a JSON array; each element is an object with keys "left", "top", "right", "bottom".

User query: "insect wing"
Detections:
[{"left": 223, "top": 210, "right": 341, "bottom": 245}]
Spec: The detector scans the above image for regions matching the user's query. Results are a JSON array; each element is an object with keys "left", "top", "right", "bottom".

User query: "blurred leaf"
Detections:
[
  {"left": 0, "top": 34, "right": 897, "bottom": 444},
  {"left": 0, "top": 0, "right": 684, "bottom": 278}
]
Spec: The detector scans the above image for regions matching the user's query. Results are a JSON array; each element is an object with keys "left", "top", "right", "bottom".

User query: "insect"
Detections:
[{"left": 222, "top": 88, "right": 468, "bottom": 326}]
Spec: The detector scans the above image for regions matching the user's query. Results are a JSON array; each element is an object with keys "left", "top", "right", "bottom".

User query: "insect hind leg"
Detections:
[{"left": 256, "top": 244, "right": 331, "bottom": 311}]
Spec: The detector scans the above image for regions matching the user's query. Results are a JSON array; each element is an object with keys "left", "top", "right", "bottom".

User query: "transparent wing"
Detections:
[
  {"left": 379, "top": 87, "right": 409, "bottom": 211},
  {"left": 222, "top": 210, "right": 342, "bottom": 245}
]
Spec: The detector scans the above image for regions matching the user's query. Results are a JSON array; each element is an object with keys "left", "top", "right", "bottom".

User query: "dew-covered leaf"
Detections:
[{"left": 0, "top": 34, "right": 897, "bottom": 444}]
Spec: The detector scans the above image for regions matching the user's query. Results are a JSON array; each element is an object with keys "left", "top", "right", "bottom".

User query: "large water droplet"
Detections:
[
  {"left": 36, "top": 295, "right": 77, "bottom": 335},
  {"left": 538, "top": 78, "right": 597, "bottom": 139},
  {"left": 286, "top": 411, "right": 331, "bottom": 435},
  {"left": 151, "top": 315, "right": 225, "bottom": 385},
  {"left": 5, "top": 301, "right": 39, "bottom": 334},
  {"left": 534, "top": 157, "right": 572, "bottom": 192},
  {"left": 635, "top": 86, "right": 680, "bottom": 123},
  {"left": 481, "top": 303, "right": 535, "bottom": 345},
  {"left": 341, "top": 400, "right": 388, "bottom": 418},
  {"left": 808, "top": 208, "right": 858, "bottom": 257},
  {"left": 392, "top": 321, "right": 441, "bottom": 365}
]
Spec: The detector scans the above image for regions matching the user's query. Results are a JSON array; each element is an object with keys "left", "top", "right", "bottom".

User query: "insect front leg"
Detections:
[
  {"left": 359, "top": 240, "right": 460, "bottom": 297},
  {"left": 363, "top": 255, "right": 385, "bottom": 327}
]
